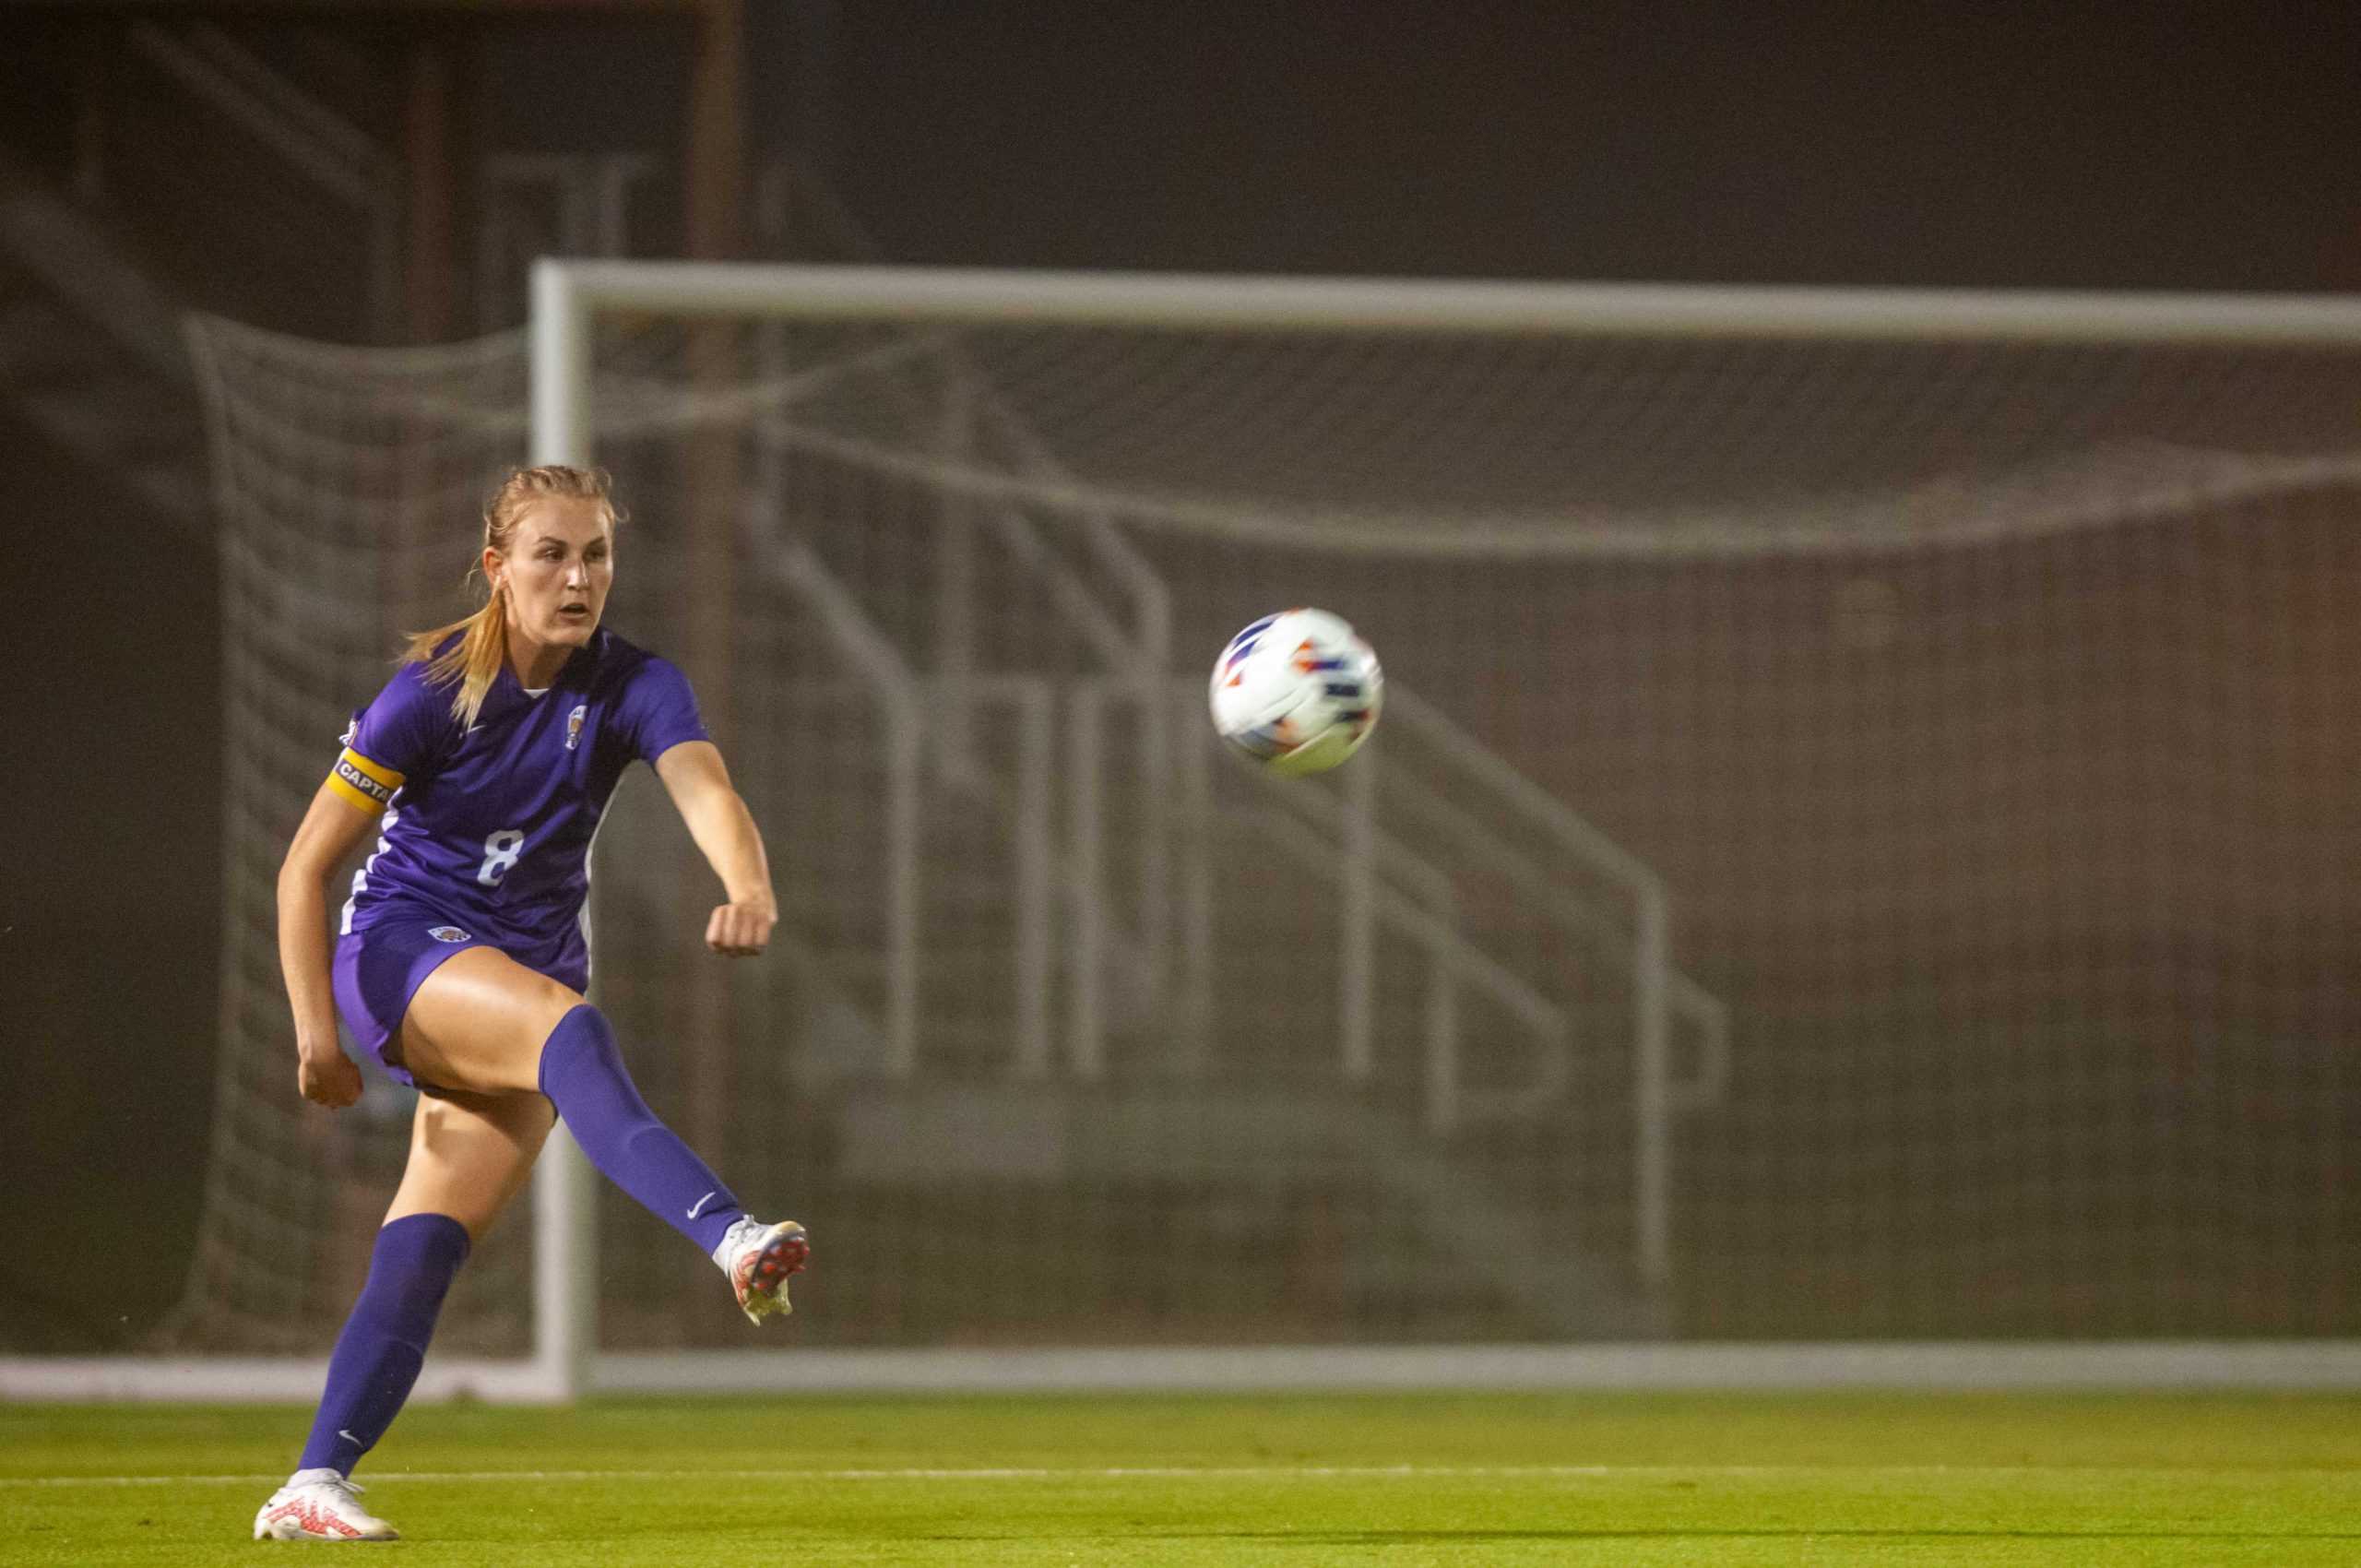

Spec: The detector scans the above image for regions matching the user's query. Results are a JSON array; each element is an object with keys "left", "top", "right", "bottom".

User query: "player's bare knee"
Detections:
[
  {"left": 518, "top": 974, "right": 585, "bottom": 1041},
  {"left": 400, "top": 1092, "right": 548, "bottom": 1234},
  {"left": 518, "top": 983, "right": 592, "bottom": 1080}
]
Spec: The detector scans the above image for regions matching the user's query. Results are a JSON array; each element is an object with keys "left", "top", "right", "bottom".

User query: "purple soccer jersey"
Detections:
[{"left": 327, "top": 628, "right": 709, "bottom": 963}]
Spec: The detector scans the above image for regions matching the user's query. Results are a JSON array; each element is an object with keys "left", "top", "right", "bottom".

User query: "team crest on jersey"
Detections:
[
  {"left": 427, "top": 926, "right": 470, "bottom": 944},
  {"left": 566, "top": 704, "right": 587, "bottom": 751}
]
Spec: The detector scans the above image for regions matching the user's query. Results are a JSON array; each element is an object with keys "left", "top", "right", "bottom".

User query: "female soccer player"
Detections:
[{"left": 253, "top": 465, "right": 808, "bottom": 1543}]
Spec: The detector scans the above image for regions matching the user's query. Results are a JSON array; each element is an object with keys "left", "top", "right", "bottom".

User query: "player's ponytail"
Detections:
[
  {"left": 401, "top": 588, "right": 511, "bottom": 730},
  {"left": 403, "top": 465, "right": 619, "bottom": 728}
]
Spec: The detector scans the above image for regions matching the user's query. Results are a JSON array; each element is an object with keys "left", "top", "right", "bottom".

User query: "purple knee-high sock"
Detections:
[
  {"left": 538, "top": 1004, "right": 744, "bottom": 1253},
  {"left": 299, "top": 1213, "right": 469, "bottom": 1477}
]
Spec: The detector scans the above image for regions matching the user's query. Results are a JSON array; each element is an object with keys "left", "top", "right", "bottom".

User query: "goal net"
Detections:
[{"left": 160, "top": 268, "right": 2361, "bottom": 1390}]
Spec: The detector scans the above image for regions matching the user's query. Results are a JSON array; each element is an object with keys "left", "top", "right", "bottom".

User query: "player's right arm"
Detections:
[
  {"left": 280, "top": 669, "right": 443, "bottom": 1109},
  {"left": 278, "top": 780, "right": 381, "bottom": 1109}
]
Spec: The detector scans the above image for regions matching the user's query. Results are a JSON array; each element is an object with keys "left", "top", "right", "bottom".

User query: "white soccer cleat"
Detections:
[
  {"left": 252, "top": 1467, "right": 398, "bottom": 1541},
  {"left": 718, "top": 1217, "right": 810, "bottom": 1324}
]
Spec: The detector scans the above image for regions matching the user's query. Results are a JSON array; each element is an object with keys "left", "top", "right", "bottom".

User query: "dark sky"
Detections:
[{"left": 802, "top": 1, "right": 2361, "bottom": 291}]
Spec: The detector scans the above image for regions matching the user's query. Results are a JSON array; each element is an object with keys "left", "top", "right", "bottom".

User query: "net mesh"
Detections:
[{"left": 176, "top": 287, "right": 2361, "bottom": 1357}]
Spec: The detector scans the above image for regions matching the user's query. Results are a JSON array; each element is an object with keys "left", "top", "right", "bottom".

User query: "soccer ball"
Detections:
[{"left": 1209, "top": 608, "right": 1382, "bottom": 777}]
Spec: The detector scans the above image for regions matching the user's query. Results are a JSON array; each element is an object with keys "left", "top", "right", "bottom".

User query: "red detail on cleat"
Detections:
[
  {"left": 265, "top": 1501, "right": 362, "bottom": 1539},
  {"left": 731, "top": 1224, "right": 812, "bottom": 1314}
]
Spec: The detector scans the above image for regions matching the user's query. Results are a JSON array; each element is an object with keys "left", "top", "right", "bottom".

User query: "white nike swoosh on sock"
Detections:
[
  {"left": 338, "top": 1430, "right": 360, "bottom": 1444},
  {"left": 686, "top": 1192, "right": 717, "bottom": 1220}
]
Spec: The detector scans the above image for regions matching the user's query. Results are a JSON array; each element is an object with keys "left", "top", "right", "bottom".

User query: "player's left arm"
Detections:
[{"left": 652, "top": 740, "right": 777, "bottom": 957}]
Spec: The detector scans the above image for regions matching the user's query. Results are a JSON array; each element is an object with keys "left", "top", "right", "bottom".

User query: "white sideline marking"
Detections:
[
  {"left": 6, "top": 1462, "right": 2343, "bottom": 1489},
  {"left": 17, "top": 1466, "right": 1619, "bottom": 1488}
]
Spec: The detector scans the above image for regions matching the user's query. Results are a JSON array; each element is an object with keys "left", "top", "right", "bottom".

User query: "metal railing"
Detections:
[
  {"left": 740, "top": 517, "right": 926, "bottom": 1078},
  {"left": 1114, "top": 677, "right": 1731, "bottom": 1289},
  {"left": 1382, "top": 685, "right": 1729, "bottom": 1288},
  {"left": 732, "top": 503, "right": 1730, "bottom": 1294}
]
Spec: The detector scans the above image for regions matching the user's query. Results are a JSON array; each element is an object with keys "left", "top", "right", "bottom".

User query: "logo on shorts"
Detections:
[
  {"left": 566, "top": 704, "right": 587, "bottom": 751},
  {"left": 427, "top": 926, "right": 470, "bottom": 943}
]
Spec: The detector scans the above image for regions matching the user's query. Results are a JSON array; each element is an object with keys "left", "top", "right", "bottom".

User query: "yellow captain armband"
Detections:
[{"left": 326, "top": 747, "right": 405, "bottom": 815}]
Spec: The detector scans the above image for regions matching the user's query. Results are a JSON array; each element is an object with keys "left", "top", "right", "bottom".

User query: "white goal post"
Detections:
[
  {"left": 11, "top": 261, "right": 2361, "bottom": 1403},
  {"left": 519, "top": 259, "right": 2361, "bottom": 1399}
]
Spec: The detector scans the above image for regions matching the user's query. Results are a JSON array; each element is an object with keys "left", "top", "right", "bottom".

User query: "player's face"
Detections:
[{"left": 492, "top": 497, "right": 613, "bottom": 652}]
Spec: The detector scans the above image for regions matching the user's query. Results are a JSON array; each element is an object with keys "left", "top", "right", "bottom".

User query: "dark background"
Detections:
[{"left": 3, "top": 0, "right": 2358, "bottom": 1348}]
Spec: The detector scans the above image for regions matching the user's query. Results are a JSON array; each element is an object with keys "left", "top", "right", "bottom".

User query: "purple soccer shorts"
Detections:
[{"left": 330, "top": 901, "right": 586, "bottom": 1090}]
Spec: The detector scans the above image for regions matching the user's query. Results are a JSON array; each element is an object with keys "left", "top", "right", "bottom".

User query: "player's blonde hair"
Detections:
[{"left": 403, "top": 464, "right": 622, "bottom": 727}]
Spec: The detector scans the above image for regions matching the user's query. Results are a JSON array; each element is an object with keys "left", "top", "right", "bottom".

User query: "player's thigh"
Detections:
[
  {"left": 384, "top": 1087, "right": 555, "bottom": 1241},
  {"left": 401, "top": 945, "right": 582, "bottom": 1096}
]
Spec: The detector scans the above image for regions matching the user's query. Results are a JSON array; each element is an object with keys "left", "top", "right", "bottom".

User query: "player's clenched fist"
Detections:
[
  {"left": 298, "top": 1048, "right": 363, "bottom": 1109},
  {"left": 706, "top": 899, "right": 775, "bottom": 956}
]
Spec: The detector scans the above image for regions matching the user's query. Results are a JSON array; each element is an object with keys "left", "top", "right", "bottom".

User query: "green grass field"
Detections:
[{"left": 6, "top": 1392, "right": 2358, "bottom": 1565}]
